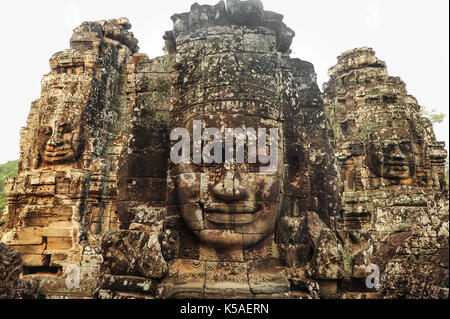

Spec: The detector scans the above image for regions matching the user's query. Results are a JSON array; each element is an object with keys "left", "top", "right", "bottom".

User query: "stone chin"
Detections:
[{"left": 197, "top": 230, "right": 245, "bottom": 249}]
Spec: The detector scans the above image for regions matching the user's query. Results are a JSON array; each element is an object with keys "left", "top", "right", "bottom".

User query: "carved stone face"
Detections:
[
  {"left": 369, "top": 127, "right": 415, "bottom": 181},
  {"left": 37, "top": 115, "right": 82, "bottom": 166},
  {"left": 173, "top": 114, "right": 283, "bottom": 249}
]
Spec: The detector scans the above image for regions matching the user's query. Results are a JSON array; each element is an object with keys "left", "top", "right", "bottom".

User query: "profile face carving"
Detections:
[
  {"left": 369, "top": 127, "right": 416, "bottom": 181},
  {"left": 173, "top": 114, "right": 283, "bottom": 249},
  {"left": 37, "top": 115, "right": 83, "bottom": 166}
]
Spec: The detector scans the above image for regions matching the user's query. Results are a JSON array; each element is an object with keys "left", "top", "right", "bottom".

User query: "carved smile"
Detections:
[
  {"left": 44, "top": 151, "right": 70, "bottom": 157},
  {"left": 390, "top": 166, "right": 408, "bottom": 171},
  {"left": 384, "top": 162, "right": 409, "bottom": 171},
  {"left": 205, "top": 212, "right": 260, "bottom": 225},
  {"left": 204, "top": 203, "right": 257, "bottom": 214},
  {"left": 385, "top": 161, "right": 408, "bottom": 166},
  {"left": 204, "top": 203, "right": 259, "bottom": 225}
]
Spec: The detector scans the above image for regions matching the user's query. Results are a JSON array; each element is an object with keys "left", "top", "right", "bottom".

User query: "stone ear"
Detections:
[
  {"left": 367, "top": 133, "right": 383, "bottom": 177},
  {"left": 368, "top": 132, "right": 382, "bottom": 154},
  {"left": 72, "top": 126, "right": 85, "bottom": 161},
  {"left": 34, "top": 144, "right": 42, "bottom": 169},
  {"left": 368, "top": 131, "right": 379, "bottom": 144}
]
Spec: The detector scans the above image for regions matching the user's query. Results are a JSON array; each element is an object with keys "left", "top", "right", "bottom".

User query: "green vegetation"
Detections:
[
  {"left": 420, "top": 105, "right": 445, "bottom": 124},
  {"left": 0, "top": 160, "right": 18, "bottom": 215}
]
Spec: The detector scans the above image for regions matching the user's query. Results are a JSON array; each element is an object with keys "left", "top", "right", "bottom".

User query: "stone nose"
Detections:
[
  {"left": 391, "top": 145, "right": 406, "bottom": 161},
  {"left": 47, "top": 131, "right": 63, "bottom": 148},
  {"left": 211, "top": 171, "right": 248, "bottom": 203}
]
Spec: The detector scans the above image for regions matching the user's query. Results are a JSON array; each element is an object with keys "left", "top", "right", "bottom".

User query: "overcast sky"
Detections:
[{"left": 0, "top": 0, "right": 448, "bottom": 164}]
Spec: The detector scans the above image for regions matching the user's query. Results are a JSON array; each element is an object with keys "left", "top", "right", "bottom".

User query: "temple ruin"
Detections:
[
  {"left": 0, "top": 1, "right": 448, "bottom": 299},
  {"left": 323, "top": 47, "right": 448, "bottom": 298}
]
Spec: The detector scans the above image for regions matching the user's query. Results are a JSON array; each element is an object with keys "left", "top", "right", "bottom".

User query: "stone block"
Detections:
[
  {"left": 100, "top": 274, "right": 156, "bottom": 295},
  {"left": 46, "top": 237, "right": 73, "bottom": 251},
  {"left": 43, "top": 227, "right": 72, "bottom": 238},
  {"left": 21, "top": 254, "right": 47, "bottom": 267},
  {"left": 16, "top": 227, "right": 43, "bottom": 245},
  {"left": 101, "top": 230, "right": 168, "bottom": 279}
]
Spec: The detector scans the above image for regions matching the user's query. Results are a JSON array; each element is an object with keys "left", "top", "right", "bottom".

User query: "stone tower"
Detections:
[
  {"left": 323, "top": 47, "right": 448, "bottom": 298},
  {"left": 1, "top": 19, "right": 139, "bottom": 297},
  {"left": 100, "top": 0, "right": 340, "bottom": 299}
]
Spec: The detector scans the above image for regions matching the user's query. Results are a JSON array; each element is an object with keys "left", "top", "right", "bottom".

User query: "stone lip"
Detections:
[{"left": 169, "top": 0, "right": 295, "bottom": 53}]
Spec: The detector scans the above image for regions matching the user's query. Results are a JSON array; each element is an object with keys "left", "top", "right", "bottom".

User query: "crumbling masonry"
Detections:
[{"left": 0, "top": 1, "right": 448, "bottom": 299}]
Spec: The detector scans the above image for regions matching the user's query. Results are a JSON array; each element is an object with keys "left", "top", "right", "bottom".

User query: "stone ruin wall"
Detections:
[
  {"left": 323, "top": 47, "right": 448, "bottom": 298},
  {"left": 0, "top": 1, "right": 448, "bottom": 300},
  {"left": 159, "top": 0, "right": 339, "bottom": 299},
  {"left": 1, "top": 18, "right": 139, "bottom": 297}
]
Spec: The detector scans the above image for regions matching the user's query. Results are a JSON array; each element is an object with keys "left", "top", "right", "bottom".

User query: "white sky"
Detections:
[{"left": 0, "top": 0, "right": 448, "bottom": 164}]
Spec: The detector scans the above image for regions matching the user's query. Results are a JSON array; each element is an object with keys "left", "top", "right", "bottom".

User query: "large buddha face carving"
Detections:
[
  {"left": 37, "top": 112, "right": 83, "bottom": 166},
  {"left": 369, "top": 126, "right": 416, "bottom": 182},
  {"left": 172, "top": 114, "right": 283, "bottom": 249}
]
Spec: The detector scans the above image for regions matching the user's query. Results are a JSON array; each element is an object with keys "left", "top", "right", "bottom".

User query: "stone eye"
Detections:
[
  {"left": 384, "top": 142, "right": 396, "bottom": 152},
  {"left": 40, "top": 127, "right": 52, "bottom": 136},
  {"left": 58, "top": 124, "right": 72, "bottom": 133},
  {"left": 400, "top": 142, "right": 411, "bottom": 152}
]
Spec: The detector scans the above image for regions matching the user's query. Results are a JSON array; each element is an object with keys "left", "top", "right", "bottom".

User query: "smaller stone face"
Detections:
[
  {"left": 323, "top": 47, "right": 446, "bottom": 192},
  {"left": 368, "top": 126, "right": 416, "bottom": 184},
  {"left": 33, "top": 52, "right": 93, "bottom": 169},
  {"left": 37, "top": 119, "right": 83, "bottom": 166}
]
